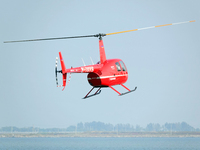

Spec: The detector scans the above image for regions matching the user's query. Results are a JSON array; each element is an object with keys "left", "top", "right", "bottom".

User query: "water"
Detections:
[{"left": 0, "top": 137, "right": 200, "bottom": 150}]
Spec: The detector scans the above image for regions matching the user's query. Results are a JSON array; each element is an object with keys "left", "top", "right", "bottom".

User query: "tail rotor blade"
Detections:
[{"left": 55, "top": 57, "right": 59, "bottom": 86}]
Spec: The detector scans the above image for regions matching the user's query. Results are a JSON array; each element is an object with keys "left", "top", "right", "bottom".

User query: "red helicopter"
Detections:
[
  {"left": 56, "top": 35, "right": 135, "bottom": 99},
  {"left": 4, "top": 20, "right": 195, "bottom": 99}
]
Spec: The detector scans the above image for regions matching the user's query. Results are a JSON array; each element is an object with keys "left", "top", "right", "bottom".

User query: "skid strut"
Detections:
[
  {"left": 83, "top": 87, "right": 101, "bottom": 99},
  {"left": 109, "top": 84, "right": 137, "bottom": 96}
]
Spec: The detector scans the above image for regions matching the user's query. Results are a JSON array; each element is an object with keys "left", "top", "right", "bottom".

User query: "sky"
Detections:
[{"left": 0, "top": 0, "right": 200, "bottom": 128}]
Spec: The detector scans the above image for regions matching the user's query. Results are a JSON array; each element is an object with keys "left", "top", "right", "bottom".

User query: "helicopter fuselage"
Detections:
[{"left": 87, "top": 59, "right": 128, "bottom": 87}]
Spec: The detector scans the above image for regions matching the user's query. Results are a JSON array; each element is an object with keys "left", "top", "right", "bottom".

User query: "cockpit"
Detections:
[{"left": 115, "top": 61, "right": 127, "bottom": 71}]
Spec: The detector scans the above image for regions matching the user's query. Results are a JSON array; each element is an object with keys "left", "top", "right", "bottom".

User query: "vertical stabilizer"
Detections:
[
  {"left": 99, "top": 40, "right": 106, "bottom": 64},
  {"left": 59, "top": 52, "right": 66, "bottom": 73},
  {"left": 59, "top": 52, "right": 67, "bottom": 90}
]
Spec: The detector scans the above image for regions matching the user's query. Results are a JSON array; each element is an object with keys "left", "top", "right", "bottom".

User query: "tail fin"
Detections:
[
  {"left": 59, "top": 52, "right": 67, "bottom": 90},
  {"left": 59, "top": 52, "right": 66, "bottom": 72}
]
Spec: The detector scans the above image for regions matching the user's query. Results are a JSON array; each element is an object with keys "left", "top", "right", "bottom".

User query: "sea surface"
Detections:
[{"left": 0, "top": 137, "right": 200, "bottom": 150}]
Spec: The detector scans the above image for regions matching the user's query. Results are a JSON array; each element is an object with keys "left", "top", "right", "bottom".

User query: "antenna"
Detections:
[
  {"left": 90, "top": 57, "right": 94, "bottom": 65},
  {"left": 81, "top": 58, "right": 86, "bottom": 66}
]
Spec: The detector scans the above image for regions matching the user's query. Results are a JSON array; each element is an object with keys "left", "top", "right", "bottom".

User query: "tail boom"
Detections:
[{"left": 64, "top": 64, "right": 102, "bottom": 74}]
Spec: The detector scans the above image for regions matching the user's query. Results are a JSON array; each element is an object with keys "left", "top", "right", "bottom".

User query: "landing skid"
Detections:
[
  {"left": 109, "top": 84, "right": 137, "bottom": 96},
  {"left": 83, "top": 84, "right": 136, "bottom": 99},
  {"left": 119, "top": 87, "right": 137, "bottom": 96},
  {"left": 83, "top": 87, "right": 101, "bottom": 99}
]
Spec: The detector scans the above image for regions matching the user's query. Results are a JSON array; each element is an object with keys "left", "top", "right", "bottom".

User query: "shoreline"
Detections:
[{"left": 1, "top": 131, "right": 200, "bottom": 138}]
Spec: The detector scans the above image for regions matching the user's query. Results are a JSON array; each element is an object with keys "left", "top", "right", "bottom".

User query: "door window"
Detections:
[{"left": 115, "top": 62, "right": 121, "bottom": 71}]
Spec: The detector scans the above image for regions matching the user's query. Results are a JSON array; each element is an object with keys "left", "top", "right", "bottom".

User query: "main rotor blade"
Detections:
[
  {"left": 4, "top": 20, "right": 195, "bottom": 43},
  {"left": 4, "top": 34, "right": 97, "bottom": 43},
  {"left": 106, "top": 20, "right": 195, "bottom": 36}
]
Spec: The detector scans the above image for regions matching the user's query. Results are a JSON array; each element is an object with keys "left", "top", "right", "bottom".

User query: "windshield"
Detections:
[{"left": 119, "top": 61, "right": 126, "bottom": 71}]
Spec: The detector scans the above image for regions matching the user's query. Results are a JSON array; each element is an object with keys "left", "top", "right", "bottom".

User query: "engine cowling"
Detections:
[{"left": 87, "top": 72, "right": 102, "bottom": 87}]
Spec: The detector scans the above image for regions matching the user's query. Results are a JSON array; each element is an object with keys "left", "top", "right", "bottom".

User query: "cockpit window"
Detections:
[
  {"left": 119, "top": 61, "right": 126, "bottom": 71},
  {"left": 115, "top": 62, "right": 121, "bottom": 71}
]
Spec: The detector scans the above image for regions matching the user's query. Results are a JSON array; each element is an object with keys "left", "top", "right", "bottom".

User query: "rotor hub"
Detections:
[{"left": 94, "top": 33, "right": 106, "bottom": 40}]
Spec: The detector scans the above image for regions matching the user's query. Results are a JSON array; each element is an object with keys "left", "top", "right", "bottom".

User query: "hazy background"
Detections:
[{"left": 0, "top": 0, "right": 199, "bottom": 128}]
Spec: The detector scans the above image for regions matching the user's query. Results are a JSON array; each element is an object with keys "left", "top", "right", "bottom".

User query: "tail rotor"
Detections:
[
  {"left": 55, "top": 57, "right": 62, "bottom": 87},
  {"left": 55, "top": 52, "right": 69, "bottom": 91}
]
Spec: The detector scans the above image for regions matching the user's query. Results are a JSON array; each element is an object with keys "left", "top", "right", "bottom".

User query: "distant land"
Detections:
[
  {"left": 1, "top": 121, "right": 199, "bottom": 132},
  {"left": 1, "top": 121, "right": 200, "bottom": 138},
  {"left": 1, "top": 131, "right": 200, "bottom": 138}
]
